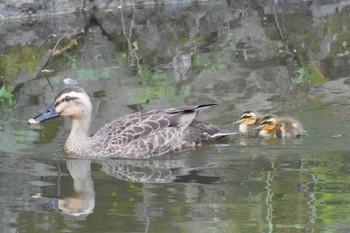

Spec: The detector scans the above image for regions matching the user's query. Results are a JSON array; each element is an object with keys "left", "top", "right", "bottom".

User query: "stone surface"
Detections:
[{"left": 0, "top": 0, "right": 90, "bottom": 19}]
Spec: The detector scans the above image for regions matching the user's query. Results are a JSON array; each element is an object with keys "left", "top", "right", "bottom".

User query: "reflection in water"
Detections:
[
  {"left": 99, "top": 156, "right": 220, "bottom": 184},
  {"left": 58, "top": 160, "right": 95, "bottom": 216},
  {"left": 33, "top": 159, "right": 95, "bottom": 217},
  {"left": 19, "top": 147, "right": 350, "bottom": 232},
  {"left": 100, "top": 159, "right": 189, "bottom": 183},
  {"left": 34, "top": 156, "right": 219, "bottom": 217}
]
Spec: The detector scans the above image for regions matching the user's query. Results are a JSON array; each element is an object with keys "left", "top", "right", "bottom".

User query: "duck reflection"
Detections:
[
  {"left": 101, "top": 159, "right": 194, "bottom": 183},
  {"left": 34, "top": 156, "right": 219, "bottom": 217},
  {"left": 57, "top": 159, "right": 95, "bottom": 216}
]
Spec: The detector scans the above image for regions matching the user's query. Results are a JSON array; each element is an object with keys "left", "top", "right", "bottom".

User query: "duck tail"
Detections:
[
  {"left": 209, "top": 130, "right": 239, "bottom": 139},
  {"left": 192, "top": 103, "right": 218, "bottom": 113},
  {"left": 167, "top": 104, "right": 217, "bottom": 130}
]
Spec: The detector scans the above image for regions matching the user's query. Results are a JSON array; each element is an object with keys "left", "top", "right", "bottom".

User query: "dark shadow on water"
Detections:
[{"left": 174, "top": 170, "right": 220, "bottom": 184}]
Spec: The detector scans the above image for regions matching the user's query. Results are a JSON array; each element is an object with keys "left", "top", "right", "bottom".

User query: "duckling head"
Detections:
[
  {"left": 257, "top": 115, "right": 277, "bottom": 137},
  {"left": 28, "top": 86, "right": 92, "bottom": 124},
  {"left": 233, "top": 111, "right": 258, "bottom": 126}
]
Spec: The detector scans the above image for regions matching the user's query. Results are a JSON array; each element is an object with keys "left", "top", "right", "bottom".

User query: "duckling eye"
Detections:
[{"left": 262, "top": 121, "right": 272, "bottom": 125}]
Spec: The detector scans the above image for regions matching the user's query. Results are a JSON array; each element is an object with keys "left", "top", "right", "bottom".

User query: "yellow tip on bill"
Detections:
[{"left": 28, "top": 118, "right": 39, "bottom": 124}]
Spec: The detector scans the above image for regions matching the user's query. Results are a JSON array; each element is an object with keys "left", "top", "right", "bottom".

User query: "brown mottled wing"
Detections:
[
  {"left": 90, "top": 105, "right": 213, "bottom": 157},
  {"left": 93, "top": 110, "right": 171, "bottom": 145},
  {"left": 183, "top": 120, "right": 239, "bottom": 145},
  {"left": 182, "top": 120, "right": 220, "bottom": 145},
  {"left": 93, "top": 104, "right": 215, "bottom": 144}
]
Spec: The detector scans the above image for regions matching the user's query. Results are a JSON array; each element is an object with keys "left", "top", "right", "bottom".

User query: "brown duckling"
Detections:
[
  {"left": 233, "top": 111, "right": 260, "bottom": 136},
  {"left": 257, "top": 115, "right": 305, "bottom": 139}
]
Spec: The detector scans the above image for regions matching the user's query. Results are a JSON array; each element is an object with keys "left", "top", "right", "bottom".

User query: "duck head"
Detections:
[{"left": 28, "top": 86, "right": 92, "bottom": 124}]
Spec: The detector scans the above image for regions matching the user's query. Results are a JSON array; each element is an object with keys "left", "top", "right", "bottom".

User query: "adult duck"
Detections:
[{"left": 28, "top": 86, "right": 236, "bottom": 158}]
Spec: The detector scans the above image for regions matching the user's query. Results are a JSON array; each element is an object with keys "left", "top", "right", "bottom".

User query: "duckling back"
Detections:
[{"left": 275, "top": 117, "right": 305, "bottom": 138}]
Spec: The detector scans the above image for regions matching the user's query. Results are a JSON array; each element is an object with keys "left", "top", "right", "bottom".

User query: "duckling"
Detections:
[
  {"left": 257, "top": 115, "right": 305, "bottom": 139},
  {"left": 233, "top": 111, "right": 260, "bottom": 136},
  {"left": 28, "top": 86, "right": 236, "bottom": 159}
]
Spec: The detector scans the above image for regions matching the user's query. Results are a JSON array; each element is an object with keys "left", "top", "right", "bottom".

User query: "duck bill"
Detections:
[
  {"left": 28, "top": 105, "right": 59, "bottom": 124},
  {"left": 232, "top": 119, "right": 241, "bottom": 125},
  {"left": 253, "top": 125, "right": 262, "bottom": 131}
]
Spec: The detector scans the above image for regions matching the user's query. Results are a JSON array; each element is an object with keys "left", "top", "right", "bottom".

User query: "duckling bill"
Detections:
[{"left": 28, "top": 86, "right": 237, "bottom": 158}]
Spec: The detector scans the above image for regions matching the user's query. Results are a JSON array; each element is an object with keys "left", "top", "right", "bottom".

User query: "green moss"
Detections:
[
  {"left": 295, "top": 65, "right": 326, "bottom": 85},
  {"left": 132, "top": 66, "right": 176, "bottom": 103},
  {"left": 0, "top": 46, "right": 41, "bottom": 106},
  {"left": 0, "top": 84, "right": 15, "bottom": 106},
  {"left": 0, "top": 46, "right": 41, "bottom": 82}
]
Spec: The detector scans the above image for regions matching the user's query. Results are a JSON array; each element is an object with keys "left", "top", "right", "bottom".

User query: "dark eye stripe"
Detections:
[
  {"left": 54, "top": 96, "right": 78, "bottom": 107},
  {"left": 241, "top": 115, "right": 252, "bottom": 120}
]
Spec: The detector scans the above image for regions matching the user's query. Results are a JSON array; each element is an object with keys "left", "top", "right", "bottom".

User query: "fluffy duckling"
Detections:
[
  {"left": 257, "top": 115, "right": 305, "bottom": 139},
  {"left": 233, "top": 111, "right": 260, "bottom": 136},
  {"left": 28, "top": 86, "right": 237, "bottom": 159}
]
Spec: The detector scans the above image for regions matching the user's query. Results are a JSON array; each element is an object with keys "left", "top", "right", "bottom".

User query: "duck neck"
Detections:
[{"left": 65, "top": 115, "right": 92, "bottom": 155}]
